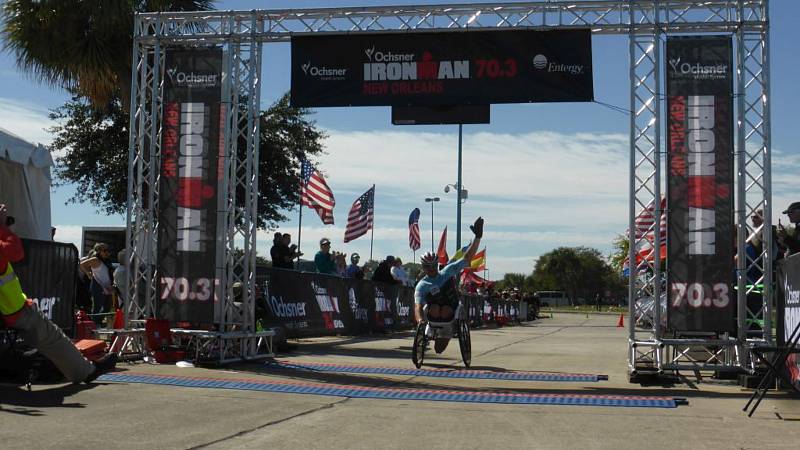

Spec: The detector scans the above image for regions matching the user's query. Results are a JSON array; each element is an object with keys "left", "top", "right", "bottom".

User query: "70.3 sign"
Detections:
[
  {"left": 160, "top": 277, "right": 219, "bottom": 302},
  {"left": 670, "top": 282, "right": 730, "bottom": 308}
]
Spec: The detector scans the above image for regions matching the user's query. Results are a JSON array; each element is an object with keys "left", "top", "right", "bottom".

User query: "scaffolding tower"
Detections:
[{"left": 126, "top": 0, "right": 771, "bottom": 370}]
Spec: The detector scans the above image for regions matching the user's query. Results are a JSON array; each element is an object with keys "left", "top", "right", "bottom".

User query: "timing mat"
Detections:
[
  {"left": 265, "top": 360, "right": 608, "bottom": 382},
  {"left": 98, "top": 373, "right": 680, "bottom": 408}
]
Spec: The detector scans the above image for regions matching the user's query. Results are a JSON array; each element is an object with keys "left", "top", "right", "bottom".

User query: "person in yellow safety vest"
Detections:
[{"left": 1, "top": 203, "right": 117, "bottom": 383}]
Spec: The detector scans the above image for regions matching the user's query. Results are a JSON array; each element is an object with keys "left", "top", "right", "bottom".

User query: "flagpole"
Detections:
[
  {"left": 296, "top": 200, "right": 303, "bottom": 269},
  {"left": 369, "top": 184, "right": 375, "bottom": 261}
]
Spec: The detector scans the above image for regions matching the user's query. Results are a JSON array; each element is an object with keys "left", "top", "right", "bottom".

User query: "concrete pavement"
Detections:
[{"left": 2, "top": 314, "right": 798, "bottom": 449}]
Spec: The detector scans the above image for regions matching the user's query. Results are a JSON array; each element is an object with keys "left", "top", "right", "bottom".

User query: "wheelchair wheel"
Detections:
[
  {"left": 412, "top": 323, "right": 427, "bottom": 368},
  {"left": 458, "top": 319, "right": 471, "bottom": 368}
]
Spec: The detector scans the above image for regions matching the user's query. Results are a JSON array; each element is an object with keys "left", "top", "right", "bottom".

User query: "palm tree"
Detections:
[{"left": 2, "top": 0, "right": 214, "bottom": 110}]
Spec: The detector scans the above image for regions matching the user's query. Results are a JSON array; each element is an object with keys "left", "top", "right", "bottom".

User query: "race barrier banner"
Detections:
[
  {"left": 14, "top": 239, "right": 79, "bottom": 334},
  {"left": 776, "top": 254, "right": 800, "bottom": 390},
  {"left": 666, "top": 36, "right": 735, "bottom": 333},
  {"left": 291, "top": 29, "right": 593, "bottom": 107},
  {"left": 156, "top": 47, "right": 224, "bottom": 324},
  {"left": 262, "top": 268, "right": 519, "bottom": 338}
]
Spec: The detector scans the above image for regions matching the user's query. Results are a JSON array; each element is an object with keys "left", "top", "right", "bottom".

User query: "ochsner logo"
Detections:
[
  {"left": 668, "top": 57, "right": 727, "bottom": 78},
  {"left": 166, "top": 66, "right": 219, "bottom": 86},
  {"left": 532, "top": 53, "right": 585, "bottom": 75},
  {"left": 785, "top": 277, "right": 800, "bottom": 305},
  {"left": 300, "top": 60, "right": 347, "bottom": 79}
]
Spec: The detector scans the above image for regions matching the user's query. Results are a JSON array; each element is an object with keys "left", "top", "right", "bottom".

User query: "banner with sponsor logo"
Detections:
[
  {"left": 157, "top": 47, "right": 224, "bottom": 323},
  {"left": 262, "top": 269, "right": 522, "bottom": 338},
  {"left": 777, "top": 254, "right": 800, "bottom": 390},
  {"left": 14, "top": 239, "right": 78, "bottom": 335},
  {"left": 291, "top": 30, "right": 593, "bottom": 107},
  {"left": 666, "top": 36, "right": 735, "bottom": 333}
]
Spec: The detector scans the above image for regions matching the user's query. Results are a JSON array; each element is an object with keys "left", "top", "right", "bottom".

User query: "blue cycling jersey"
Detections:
[{"left": 414, "top": 259, "right": 467, "bottom": 305}]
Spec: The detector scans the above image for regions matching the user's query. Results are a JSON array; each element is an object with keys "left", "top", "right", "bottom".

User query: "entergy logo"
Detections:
[{"left": 533, "top": 54, "right": 548, "bottom": 69}]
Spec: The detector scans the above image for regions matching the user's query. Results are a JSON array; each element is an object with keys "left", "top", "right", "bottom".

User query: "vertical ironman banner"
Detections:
[
  {"left": 666, "top": 36, "right": 735, "bottom": 333},
  {"left": 157, "top": 47, "right": 224, "bottom": 323}
]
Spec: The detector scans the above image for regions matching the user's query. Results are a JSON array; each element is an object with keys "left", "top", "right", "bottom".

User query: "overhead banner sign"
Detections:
[
  {"left": 157, "top": 47, "right": 224, "bottom": 323},
  {"left": 666, "top": 36, "right": 735, "bottom": 333},
  {"left": 291, "top": 30, "right": 593, "bottom": 107}
]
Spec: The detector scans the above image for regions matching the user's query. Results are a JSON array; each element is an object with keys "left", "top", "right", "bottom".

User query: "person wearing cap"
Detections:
[
  {"left": 0, "top": 203, "right": 116, "bottom": 383},
  {"left": 777, "top": 202, "right": 800, "bottom": 257},
  {"left": 345, "top": 253, "right": 364, "bottom": 279},
  {"left": 314, "top": 238, "right": 337, "bottom": 275}
]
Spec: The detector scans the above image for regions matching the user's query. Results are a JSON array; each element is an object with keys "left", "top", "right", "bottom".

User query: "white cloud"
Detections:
[
  {"left": 0, "top": 97, "right": 54, "bottom": 145},
  {"left": 278, "top": 128, "right": 631, "bottom": 276}
]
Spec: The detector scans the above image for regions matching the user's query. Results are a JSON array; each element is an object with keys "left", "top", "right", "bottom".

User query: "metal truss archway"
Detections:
[{"left": 126, "top": 0, "right": 771, "bottom": 369}]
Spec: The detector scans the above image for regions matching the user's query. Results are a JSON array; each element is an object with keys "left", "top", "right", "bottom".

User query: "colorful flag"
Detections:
[
  {"left": 436, "top": 226, "right": 448, "bottom": 265},
  {"left": 300, "top": 160, "right": 335, "bottom": 225},
  {"left": 344, "top": 186, "right": 375, "bottom": 243},
  {"left": 470, "top": 248, "right": 486, "bottom": 271},
  {"left": 408, "top": 208, "right": 421, "bottom": 251},
  {"left": 450, "top": 243, "right": 470, "bottom": 262}
]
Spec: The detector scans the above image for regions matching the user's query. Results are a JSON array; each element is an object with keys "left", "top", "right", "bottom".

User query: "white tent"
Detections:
[{"left": 0, "top": 127, "right": 53, "bottom": 240}]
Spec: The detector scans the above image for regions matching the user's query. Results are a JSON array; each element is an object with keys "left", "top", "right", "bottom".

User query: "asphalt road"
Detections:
[{"left": 2, "top": 314, "right": 798, "bottom": 449}]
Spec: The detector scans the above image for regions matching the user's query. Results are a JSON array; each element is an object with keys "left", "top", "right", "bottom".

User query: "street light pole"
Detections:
[
  {"left": 424, "top": 197, "right": 440, "bottom": 253},
  {"left": 456, "top": 123, "right": 463, "bottom": 250}
]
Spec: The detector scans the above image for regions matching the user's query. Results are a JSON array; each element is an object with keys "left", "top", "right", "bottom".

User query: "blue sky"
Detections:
[{"left": 1, "top": 0, "right": 798, "bottom": 278}]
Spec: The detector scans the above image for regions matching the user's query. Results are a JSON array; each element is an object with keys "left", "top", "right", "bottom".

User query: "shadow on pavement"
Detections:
[{"left": 0, "top": 383, "right": 97, "bottom": 416}]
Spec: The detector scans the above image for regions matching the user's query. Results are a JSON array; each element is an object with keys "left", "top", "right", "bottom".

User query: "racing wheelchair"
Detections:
[{"left": 411, "top": 301, "right": 471, "bottom": 369}]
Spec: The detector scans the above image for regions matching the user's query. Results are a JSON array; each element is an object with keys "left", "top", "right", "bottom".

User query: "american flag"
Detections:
[
  {"left": 344, "top": 186, "right": 375, "bottom": 243},
  {"left": 300, "top": 160, "right": 335, "bottom": 225},
  {"left": 631, "top": 196, "right": 667, "bottom": 263},
  {"left": 408, "top": 208, "right": 421, "bottom": 251}
]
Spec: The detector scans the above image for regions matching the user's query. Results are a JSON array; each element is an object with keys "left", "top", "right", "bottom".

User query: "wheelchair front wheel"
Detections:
[
  {"left": 458, "top": 319, "right": 471, "bottom": 368},
  {"left": 412, "top": 322, "right": 427, "bottom": 368}
]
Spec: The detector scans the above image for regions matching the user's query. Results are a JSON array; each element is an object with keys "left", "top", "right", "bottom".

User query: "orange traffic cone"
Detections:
[
  {"left": 113, "top": 308, "right": 124, "bottom": 329},
  {"left": 616, "top": 313, "right": 625, "bottom": 328}
]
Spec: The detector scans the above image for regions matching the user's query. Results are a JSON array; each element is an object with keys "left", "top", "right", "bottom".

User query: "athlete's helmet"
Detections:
[{"left": 420, "top": 252, "right": 437, "bottom": 268}]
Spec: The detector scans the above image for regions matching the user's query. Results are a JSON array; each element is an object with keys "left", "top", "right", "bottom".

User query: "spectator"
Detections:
[
  {"left": 390, "top": 257, "right": 409, "bottom": 286},
  {"left": 314, "top": 238, "right": 337, "bottom": 274},
  {"left": 777, "top": 202, "right": 800, "bottom": 257},
  {"left": 114, "top": 249, "right": 128, "bottom": 309},
  {"left": 80, "top": 243, "right": 115, "bottom": 324},
  {"left": 271, "top": 232, "right": 301, "bottom": 270},
  {"left": 595, "top": 293, "right": 602, "bottom": 311},
  {"left": 333, "top": 251, "right": 348, "bottom": 276},
  {"left": 0, "top": 203, "right": 116, "bottom": 383},
  {"left": 371, "top": 255, "right": 398, "bottom": 284},
  {"left": 345, "top": 253, "right": 365, "bottom": 279}
]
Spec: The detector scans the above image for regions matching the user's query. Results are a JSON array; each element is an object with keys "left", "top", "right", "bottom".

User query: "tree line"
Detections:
[{"left": 494, "top": 246, "right": 627, "bottom": 304}]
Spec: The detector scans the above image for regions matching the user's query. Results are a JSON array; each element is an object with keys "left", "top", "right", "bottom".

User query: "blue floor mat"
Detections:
[
  {"left": 266, "top": 360, "right": 608, "bottom": 382},
  {"left": 99, "top": 372, "right": 679, "bottom": 408}
]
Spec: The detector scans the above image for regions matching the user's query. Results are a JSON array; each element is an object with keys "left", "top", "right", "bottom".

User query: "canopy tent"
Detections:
[{"left": 0, "top": 127, "right": 52, "bottom": 240}]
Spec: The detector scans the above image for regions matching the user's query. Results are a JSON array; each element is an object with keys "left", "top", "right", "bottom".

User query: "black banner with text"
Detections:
[
  {"left": 666, "top": 36, "right": 735, "bottom": 333},
  {"left": 291, "top": 30, "right": 593, "bottom": 107},
  {"left": 777, "top": 254, "right": 800, "bottom": 391},
  {"left": 14, "top": 239, "right": 78, "bottom": 334},
  {"left": 262, "top": 269, "right": 519, "bottom": 338},
  {"left": 156, "top": 47, "right": 224, "bottom": 323}
]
